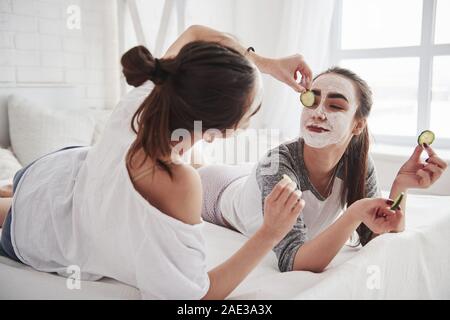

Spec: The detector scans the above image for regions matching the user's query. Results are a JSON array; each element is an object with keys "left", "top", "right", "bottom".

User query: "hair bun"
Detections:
[
  {"left": 151, "top": 58, "right": 169, "bottom": 85},
  {"left": 121, "top": 45, "right": 164, "bottom": 87}
]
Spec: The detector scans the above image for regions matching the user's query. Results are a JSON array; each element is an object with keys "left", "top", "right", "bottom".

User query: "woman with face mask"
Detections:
[{"left": 197, "top": 67, "right": 448, "bottom": 273}]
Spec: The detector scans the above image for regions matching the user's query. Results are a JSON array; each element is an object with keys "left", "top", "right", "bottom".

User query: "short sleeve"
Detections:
[
  {"left": 255, "top": 145, "right": 308, "bottom": 272},
  {"left": 366, "top": 156, "right": 381, "bottom": 198}
]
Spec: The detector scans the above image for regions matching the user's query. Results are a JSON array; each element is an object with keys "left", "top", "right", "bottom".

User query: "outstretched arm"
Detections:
[
  {"left": 202, "top": 176, "right": 304, "bottom": 299},
  {"left": 292, "top": 198, "right": 402, "bottom": 273},
  {"left": 163, "top": 25, "right": 312, "bottom": 92}
]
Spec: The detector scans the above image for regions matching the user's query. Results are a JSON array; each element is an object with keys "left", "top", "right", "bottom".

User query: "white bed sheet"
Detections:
[{"left": 1, "top": 192, "right": 449, "bottom": 300}]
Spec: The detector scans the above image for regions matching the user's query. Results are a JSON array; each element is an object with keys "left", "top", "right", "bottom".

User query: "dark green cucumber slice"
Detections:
[
  {"left": 418, "top": 130, "right": 435, "bottom": 146},
  {"left": 300, "top": 90, "right": 315, "bottom": 108},
  {"left": 390, "top": 192, "right": 404, "bottom": 210}
]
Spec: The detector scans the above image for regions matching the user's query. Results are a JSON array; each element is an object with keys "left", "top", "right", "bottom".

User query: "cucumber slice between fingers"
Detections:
[
  {"left": 390, "top": 192, "right": 404, "bottom": 211},
  {"left": 300, "top": 90, "right": 315, "bottom": 108},
  {"left": 418, "top": 130, "right": 435, "bottom": 146}
]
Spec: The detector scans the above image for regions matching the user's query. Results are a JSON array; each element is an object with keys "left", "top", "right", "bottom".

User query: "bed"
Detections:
[
  {"left": 1, "top": 88, "right": 449, "bottom": 299},
  {"left": 1, "top": 185, "right": 450, "bottom": 299}
]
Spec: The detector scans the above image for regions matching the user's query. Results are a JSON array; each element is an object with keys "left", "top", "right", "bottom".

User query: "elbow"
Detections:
[
  {"left": 288, "top": 256, "right": 327, "bottom": 273},
  {"left": 185, "top": 25, "right": 202, "bottom": 41},
  {"left": 186, "top": 24, "right": 231, "bottom": 44},
  {"left": 279, "top": 263, "right": 325, "bottom": 274},
  {"left": 304, "top": 266, "right": 326, "bottom": 274},
  {"left": 290, "top": 264, "right": 326, "bottom": 273}
]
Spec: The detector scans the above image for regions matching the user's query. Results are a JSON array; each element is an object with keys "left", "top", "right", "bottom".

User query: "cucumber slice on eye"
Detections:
[
  {"left": 300, "top": 90, "right": 315, "bottom": 108},
  {"left": 417, "top": 130, "right": 435, "bottom": 146},
  {"left": 390, "top": 192, "right": 404, "bottom": 211}
]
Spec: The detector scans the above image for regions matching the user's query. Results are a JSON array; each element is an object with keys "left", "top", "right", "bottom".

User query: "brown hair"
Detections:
[
  {"left": 121, "top": 41, "right": 257, "bottom": 176},
  {"left": 314, "top": 67, "right": 373, "bottom": 245}
]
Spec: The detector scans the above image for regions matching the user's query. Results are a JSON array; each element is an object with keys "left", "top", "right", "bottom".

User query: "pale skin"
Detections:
[
  {"left": 0, "top": 25, "right": 313, "bottom": 300},
  {"left": 290, "top": 74, "right": 448, "bottom": 273}
]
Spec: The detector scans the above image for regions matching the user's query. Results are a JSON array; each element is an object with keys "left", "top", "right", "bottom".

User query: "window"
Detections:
[{"left": 331, "top": 0, "right": 450, "bottom": 149}]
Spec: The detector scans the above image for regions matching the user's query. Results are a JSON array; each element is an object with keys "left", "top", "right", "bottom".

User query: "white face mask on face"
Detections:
[{"left": 300, "top": 74, "right": 358, "bottom": 149}]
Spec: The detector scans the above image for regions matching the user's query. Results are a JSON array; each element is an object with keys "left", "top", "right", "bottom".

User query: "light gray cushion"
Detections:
[
  {"left": 0, "top": 95, "right": 11, "bottom": 148},
  {"left": 0, "top": 148, "right": 22, "bottom": 180},
  {"left": 8, "top": 96, "right": 96, "bottom": 166}
]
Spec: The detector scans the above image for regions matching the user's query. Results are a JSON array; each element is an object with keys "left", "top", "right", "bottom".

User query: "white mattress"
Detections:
[{"left": 1, "top": 192, "right": 450, "bottom": 300}]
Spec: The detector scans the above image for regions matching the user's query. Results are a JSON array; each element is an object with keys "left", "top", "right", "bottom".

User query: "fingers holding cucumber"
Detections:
[
  {"left": 416, "top": 130, "right": 447, "bottom": 169},
  {"left": 262, "top": 174, "right": 305, "bottom": 242}
]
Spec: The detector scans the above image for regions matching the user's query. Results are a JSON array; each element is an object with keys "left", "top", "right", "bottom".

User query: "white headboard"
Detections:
[{"left": 0, "top": 85, "right": 84, "bottom": 148}]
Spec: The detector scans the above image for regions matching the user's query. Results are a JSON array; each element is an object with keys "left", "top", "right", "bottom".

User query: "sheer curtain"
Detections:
[{"left": 121, "top": 0, "right": 335, "bottom": 139}]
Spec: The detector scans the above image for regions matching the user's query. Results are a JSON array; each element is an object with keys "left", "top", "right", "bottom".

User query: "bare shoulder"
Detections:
[
  {"left": 135, "top": 163, "right": 203, "bottom": 225},
  {"left": 164, "top": 164, "right": 203, "bottom": 225}
]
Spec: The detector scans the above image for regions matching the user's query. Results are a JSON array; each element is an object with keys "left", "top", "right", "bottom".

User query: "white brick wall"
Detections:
[
  {"left": 0, "top": 66, "right": 14, "bottom": 81},
  {"left": 0, "top": 32, "right": 14, "bottom": 48},
  {"left": 0, "top": 0, "right": 120, "bottom": 109},
  {"left": 0, "top": 1, "right": 13, "bottom": 13},
  {"left": 15, "top": 33, "right": 39, "bottom": 50}
]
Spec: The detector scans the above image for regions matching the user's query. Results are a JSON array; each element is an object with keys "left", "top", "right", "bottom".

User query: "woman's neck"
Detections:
[{"left": 303, "top": 142, "right": 346, "bottom": 182}]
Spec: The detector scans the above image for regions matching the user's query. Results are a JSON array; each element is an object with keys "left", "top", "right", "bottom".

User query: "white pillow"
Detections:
[
  {"left": 8, "top": 96, "right": 96, "bottom": 166},
  {"left": 89, "top": 108, "right": 113, "bottom": 145},
  {"left": 0, "top": 147, "right": 22, "bottom": 181}
]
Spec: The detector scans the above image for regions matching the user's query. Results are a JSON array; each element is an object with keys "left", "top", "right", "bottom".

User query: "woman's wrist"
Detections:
[
  {"left": 392, "top": 176, "right": 409, "bottom": 193},
  {"left": 257, "top": 224, "right": 285, "bottom": 247},
  {"left": 246, "top": 51, "right": 271, "bottom": 74},
  {"left": 345, "top": 205, "right": 364, "bottom": 226}
]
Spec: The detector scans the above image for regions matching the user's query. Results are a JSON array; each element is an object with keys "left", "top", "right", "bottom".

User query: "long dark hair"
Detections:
[
  {"left": 314, "top": 67, "right": 373, "bottom": 245},
  {"left": 121, "top": 41, "right": 257, "bottom": 176}
]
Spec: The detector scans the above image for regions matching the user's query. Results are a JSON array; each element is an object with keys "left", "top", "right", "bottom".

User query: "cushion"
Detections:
[
  {"left": 8, "top": 96, "right": 96, "bottom": 166},
  {"left": 0, "top": 95, "right": 10, "bottom": 148},
  {"left": 0, "top": 148, "right": 22, "bottom": 181},
  {"left": 90, "top": 109, "right": 113, "bottom": 145}
]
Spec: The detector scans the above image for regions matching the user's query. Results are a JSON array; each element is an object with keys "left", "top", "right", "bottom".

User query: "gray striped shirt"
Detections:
[{"left": 255, "top": 138, "right": 380, "bottom": 272}]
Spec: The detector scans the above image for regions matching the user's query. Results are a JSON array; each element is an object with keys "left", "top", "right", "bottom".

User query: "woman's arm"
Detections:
[
  {"left": 202, "top": 177, "right": 305, "bottom": 300},
  {"left": 164, "top": 25, "right": 261, "bottom": 66},
  {"left": 203, "top": 227, "right": 278, "bottom": 300},
  {"left": 292, "top": 209, "right": 362, "bottom": 273},
  {"left": 371, "top": 144, "right": 448, "bottom": 238},
  {"left": 163, "top": 25, "right": 312, "bottom": 92},
  {"left": 292, "top": 198, "right": 399, "bottom": 273}
]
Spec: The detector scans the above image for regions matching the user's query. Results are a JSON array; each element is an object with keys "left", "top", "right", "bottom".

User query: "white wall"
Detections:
[
  {"left": 371, "top": 145, "right": 450, "bottom": 196},
  {"left": 0, "top": 0, "right": 120, "bottom": 109}
]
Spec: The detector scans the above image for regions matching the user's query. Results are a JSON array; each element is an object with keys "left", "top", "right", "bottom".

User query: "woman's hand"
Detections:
[
  {"left": 203, "top": 177, "right": 305, "bottom": 299},
  {"left": 347, "top": 198, "right": 403, "bottom": 235},
  {"left": 260, "top": 178, "right": 305, "bottom": 243},
  {"left": 256, "top": 54, "right": 313, "bottom": 93},
  {"left": 394, "top": 144, "right": 448, "bottom": 190}
]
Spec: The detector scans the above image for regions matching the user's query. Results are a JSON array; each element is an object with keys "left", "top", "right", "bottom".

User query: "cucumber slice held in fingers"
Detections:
[
  {"left": 418, "top": 130, "right": 435, "bottom": 146},
  {"left": 300, "top": 90, "right": 315, "bottom": 108},
  {"left": 390, "top": 192, "right": 404, "bottom": 211}
]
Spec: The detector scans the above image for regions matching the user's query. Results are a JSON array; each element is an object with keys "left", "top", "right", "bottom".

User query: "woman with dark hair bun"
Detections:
[{"left": 0, "top": 25, "right": 316, "bottom": 299}]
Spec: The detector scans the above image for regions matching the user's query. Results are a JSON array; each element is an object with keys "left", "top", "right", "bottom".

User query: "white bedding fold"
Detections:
[{"left": 1, "top": 193, "right": 449, "bottom": 299}]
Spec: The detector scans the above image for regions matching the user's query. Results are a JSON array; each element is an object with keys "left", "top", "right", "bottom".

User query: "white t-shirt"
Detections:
[
  {"left": 10, "top": 81, "right": 210, "bottom": 299},
  {"left": 219, "top": 138, "right": 381, "bottom": 272},
  {"left": 221, "top": 166, "right": 346, "bottom": 240}
]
